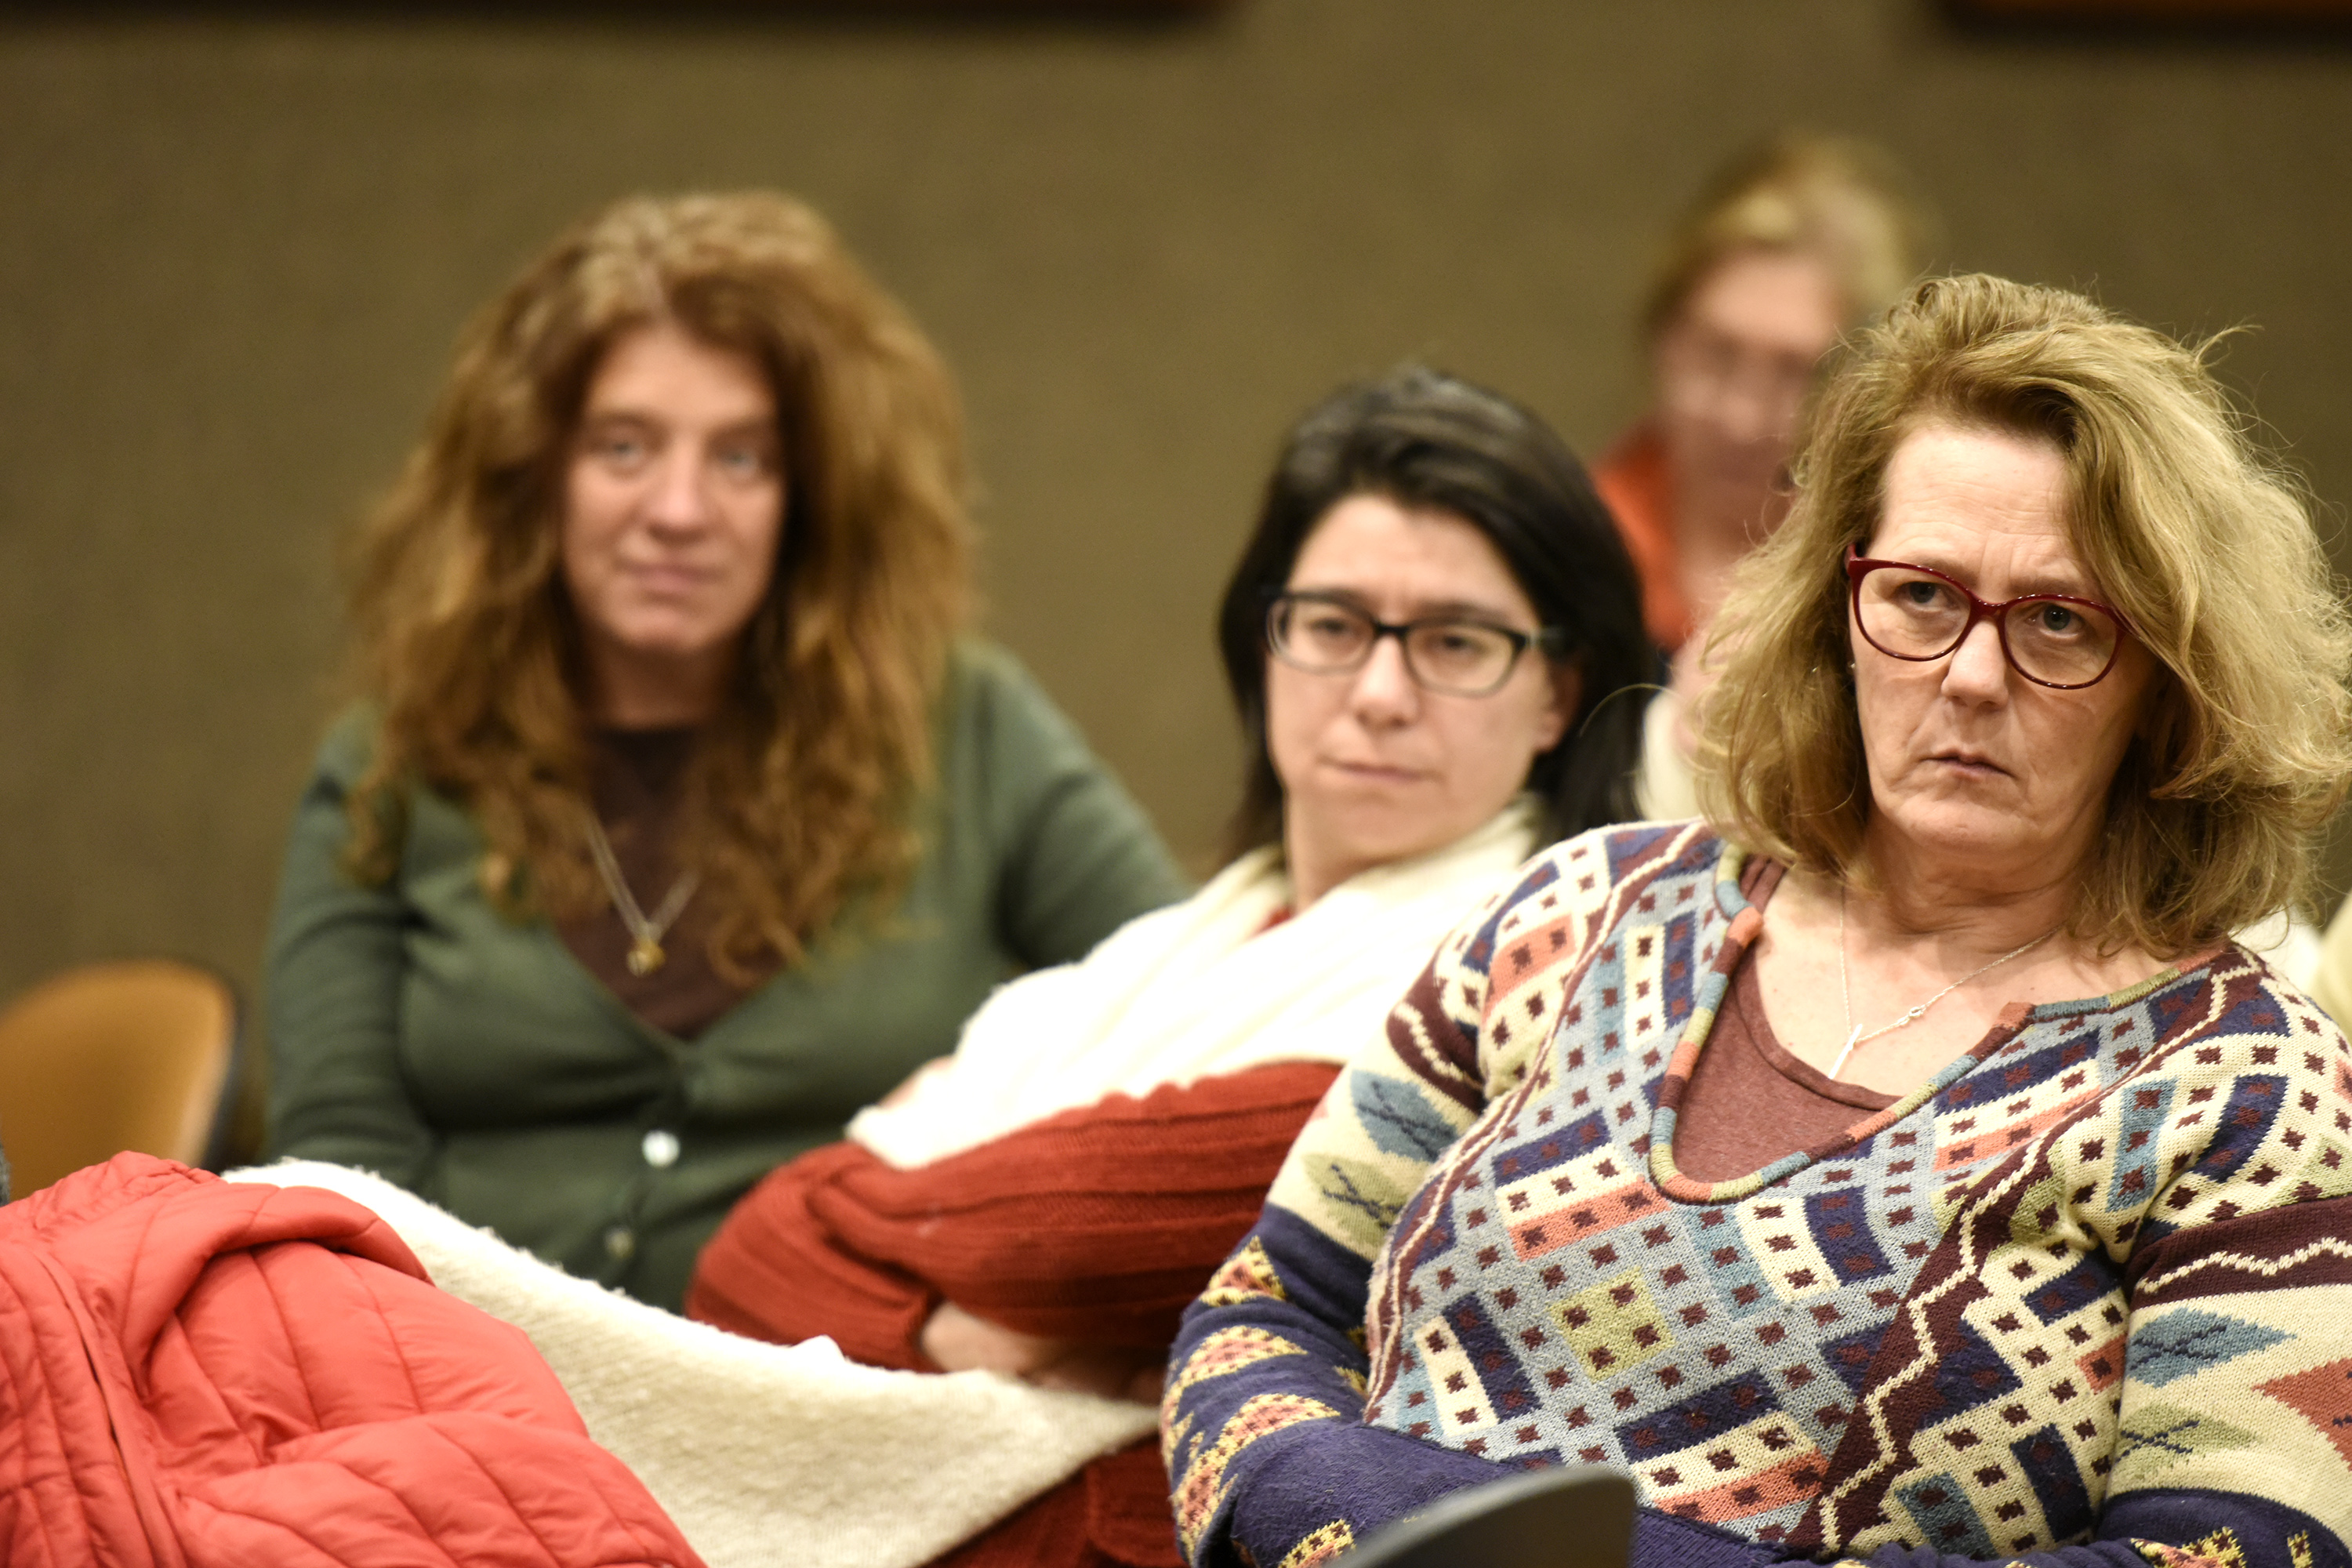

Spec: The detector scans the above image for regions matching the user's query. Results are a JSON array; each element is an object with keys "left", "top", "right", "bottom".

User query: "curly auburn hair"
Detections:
[
  {"left": 1697, "top": 272, "right": 2352, "bottom": 957},
  {"left": 342, "top": 191, "right": 971, "bottom": 973}
]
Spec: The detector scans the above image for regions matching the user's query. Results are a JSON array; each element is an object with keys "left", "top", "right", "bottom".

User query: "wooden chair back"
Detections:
[{"left": 0, "top": 960, "right": 238, "bottom": 1196}]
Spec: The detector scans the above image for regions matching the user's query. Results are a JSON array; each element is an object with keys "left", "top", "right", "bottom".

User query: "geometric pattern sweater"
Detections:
[{"left": 1164, "top": 823, "right": 2352, "bottom": 1568}]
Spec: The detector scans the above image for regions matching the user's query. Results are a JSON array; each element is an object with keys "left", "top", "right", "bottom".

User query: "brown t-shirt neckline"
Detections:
[{"left": 1671, "top": 858, "right": 1900, "bottom": 1185}]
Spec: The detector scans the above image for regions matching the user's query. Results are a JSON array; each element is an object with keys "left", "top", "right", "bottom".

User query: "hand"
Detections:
[{"left": 919, "top": 1301, "right": 1163, "bottom": 1405}]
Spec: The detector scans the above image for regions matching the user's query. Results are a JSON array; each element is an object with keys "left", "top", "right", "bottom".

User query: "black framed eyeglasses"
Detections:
[
  {"left": 1844, "top": 545, "right": 2136, "bottom": 690},
  {"left": 1265, "top": 591, "right": 1560, "bottom": 698}
]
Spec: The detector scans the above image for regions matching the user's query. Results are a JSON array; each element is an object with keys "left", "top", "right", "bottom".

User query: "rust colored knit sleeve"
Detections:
[
  {"left": 684, "top": 1138, "right": 941, "bottom": 1370},
  {"left": 687, "top": 1061, "right": 1340, "bottom": 1359}
]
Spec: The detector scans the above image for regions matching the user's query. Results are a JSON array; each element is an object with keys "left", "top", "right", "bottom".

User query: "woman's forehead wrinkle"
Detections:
[{"left": 1876, "top": 509, "right": 2092, "bottom": 600}]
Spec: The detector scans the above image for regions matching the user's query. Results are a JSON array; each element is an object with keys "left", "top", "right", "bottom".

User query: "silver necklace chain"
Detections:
[
  {"left": 582, "top": 810, "right": 701, "bottom": 977},
  {"left": 1828, "top": 886, "right": 2056, "bottom": 1081}
]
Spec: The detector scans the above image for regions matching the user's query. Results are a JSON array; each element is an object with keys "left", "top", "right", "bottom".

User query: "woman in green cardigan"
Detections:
[{"left": 263, "top": 191, "right": 1185, "bottom": 1312}]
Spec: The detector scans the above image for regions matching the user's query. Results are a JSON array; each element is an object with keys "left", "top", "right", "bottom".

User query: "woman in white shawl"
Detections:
[{"left": 683, "top": 365, "right": 1655, "bottom": 1568}]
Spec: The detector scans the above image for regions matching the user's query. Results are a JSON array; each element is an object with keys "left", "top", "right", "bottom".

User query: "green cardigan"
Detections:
[{"left": 263, "top": 644, "right": 1188, "bottom": 1312}]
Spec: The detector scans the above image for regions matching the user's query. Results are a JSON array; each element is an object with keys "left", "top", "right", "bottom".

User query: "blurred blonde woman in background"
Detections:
[
  {"left": 1601, "top": 133, "right": 1934, "bottom": 823},
  {"left": 1597, "top": 131, "right": 1934, "bottom": 656},
  {"left": 264, "top": 191, "right": 1185, "bottom": 1311}
]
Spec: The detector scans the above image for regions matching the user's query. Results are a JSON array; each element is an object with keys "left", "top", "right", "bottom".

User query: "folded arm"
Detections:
[{"left": 688, "top": 1062, "right": 1341, "bottom": 1375}]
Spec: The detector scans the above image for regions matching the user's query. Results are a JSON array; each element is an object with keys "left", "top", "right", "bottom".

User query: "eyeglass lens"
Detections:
[
  {"left": 1269, "top": 597, "right": 1524, "bottom": 695},
  {"left": 1855, "top": 566, "right": 2121, "bottom": 686}
]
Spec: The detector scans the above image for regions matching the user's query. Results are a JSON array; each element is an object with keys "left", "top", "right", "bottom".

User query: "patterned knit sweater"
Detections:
[{"left": 1163, "top": 823, "right": 2352, "bottom": 1568}]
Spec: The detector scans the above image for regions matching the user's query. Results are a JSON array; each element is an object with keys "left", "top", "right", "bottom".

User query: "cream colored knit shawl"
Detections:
[{"left": 850, "top": 799, "right": 1540, "bottom": 1169}]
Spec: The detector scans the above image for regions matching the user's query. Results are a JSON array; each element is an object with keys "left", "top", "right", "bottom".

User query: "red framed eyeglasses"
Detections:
[{"left": 1843, "top": 544, "right": 2136, "bottom": 690}]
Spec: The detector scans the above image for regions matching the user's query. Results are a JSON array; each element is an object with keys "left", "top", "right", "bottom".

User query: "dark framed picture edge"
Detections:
[
  {"left": 0, "top": 0, "right": 1241, "bottom": 24},
  {"left": 1941, "top": 0, "right": 2352, "bottom": 37}
]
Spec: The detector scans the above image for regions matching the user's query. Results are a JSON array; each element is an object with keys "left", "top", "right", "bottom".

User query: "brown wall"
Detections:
[{"left": 2, "top": 2, "right": 2349, "bottom": 1016}]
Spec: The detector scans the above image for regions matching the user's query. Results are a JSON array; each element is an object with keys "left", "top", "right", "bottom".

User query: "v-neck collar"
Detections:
[{"left": 1644, "top": 842, "right": 2206, "bottom": 1204}]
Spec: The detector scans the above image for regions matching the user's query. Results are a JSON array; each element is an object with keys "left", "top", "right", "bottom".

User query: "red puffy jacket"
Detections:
[{"left": 0, "top": 1152, "right": 702, "bottom": 1568}]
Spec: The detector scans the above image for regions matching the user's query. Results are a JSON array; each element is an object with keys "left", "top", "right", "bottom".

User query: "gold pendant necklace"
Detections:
[{"left": 582, "top": 811, "right": 700, "bottom": 977}]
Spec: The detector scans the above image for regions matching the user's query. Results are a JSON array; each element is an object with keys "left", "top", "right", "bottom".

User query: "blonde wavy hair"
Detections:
[
  {"left": 1699, "top": 273, "right": 2352, "bottom": 957},
  {"left": 1642, "top": 131, "right": 1936, "bottom": 340},
  {"left": 343, "top": 191, "right": 971, "bottom": 973}
]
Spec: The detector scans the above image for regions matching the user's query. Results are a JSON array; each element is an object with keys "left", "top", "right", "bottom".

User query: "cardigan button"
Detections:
[
  {"left": 642, "top": 1129, "right": 681, "bottom": 1168},
  {"left": 603, "top": 1225, "right": 636, "bottom": 1261}
]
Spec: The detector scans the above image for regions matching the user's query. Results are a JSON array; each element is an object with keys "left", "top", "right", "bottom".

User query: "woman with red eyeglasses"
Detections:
[{"left": 1167, "top": 276, "right": 2352, "bottom": 1568}]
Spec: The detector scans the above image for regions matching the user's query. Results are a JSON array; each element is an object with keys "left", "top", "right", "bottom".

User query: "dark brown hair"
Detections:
[{"left": 1218, "top": 366, "right": 1653, "bottom": 859}]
